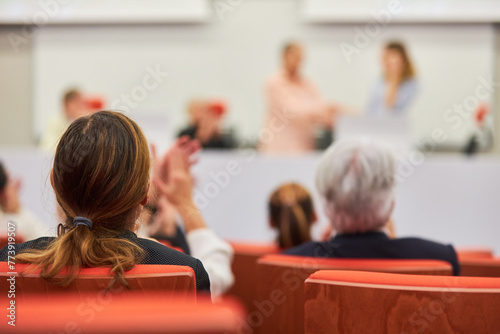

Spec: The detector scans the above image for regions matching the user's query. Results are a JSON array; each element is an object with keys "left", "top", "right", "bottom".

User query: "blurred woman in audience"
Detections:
[
  {"left": 0, "top": 161, "right": 47, "bottom": 241},
  {"left": 284, "top": 138, "right": 460, "bottom": 276},
  {"left": 366, "top": 41, "right": 418, "bottom": 116},
  {"left": 268, "top": 183, "right": 316, "bottom": 249},
  {"left": 178, "top": 99, "right": 235, "bottom": 149},
  {"left": 0, "top": 111, "right": 211, "bottom": 293}
]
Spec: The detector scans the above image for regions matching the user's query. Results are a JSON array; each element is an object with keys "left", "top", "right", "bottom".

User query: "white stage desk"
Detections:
[{"left": 1, "top": 148, "right": 499, "bottom": 254}]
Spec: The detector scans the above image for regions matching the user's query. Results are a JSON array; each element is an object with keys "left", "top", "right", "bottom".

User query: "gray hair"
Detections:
[{"left": 315, "top": 138, "right": 396, "bottom": 234}]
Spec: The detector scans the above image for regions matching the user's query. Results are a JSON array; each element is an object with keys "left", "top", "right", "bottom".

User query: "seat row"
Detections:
[{"left": 225, "top": 242, "right": 500, "bottom": 334}]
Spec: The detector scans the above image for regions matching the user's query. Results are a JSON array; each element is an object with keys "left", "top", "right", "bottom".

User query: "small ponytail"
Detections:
[
  {"left": 277, "top": 203, "right": 312, "bottom": 249},
  {"left": 269, "top": 183, "right": 315, "bottom": 249},
  {"left": 17, "top": 219, "right": 144, "bottom": 287}
]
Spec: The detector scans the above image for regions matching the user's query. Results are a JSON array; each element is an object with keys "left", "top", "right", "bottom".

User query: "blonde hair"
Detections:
[
  {"left": 269, "top": 183, "right": 315, "bottom": 249},
  {"left": 16, "top": 111, "right": 150, "bottom": 286}
]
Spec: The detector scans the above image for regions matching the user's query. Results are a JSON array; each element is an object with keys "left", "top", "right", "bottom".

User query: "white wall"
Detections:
[
  {"left": 302, "top": 0, "right": 500, "bottom": 23},
  {"left": 0, "top": 26, "right": 34, "bottom": 146},
  {"left": 0, "top": 0, "right": 211, "bottom": 24},
  {"left": 33, "top": 0, "right": 495, "bottom": 146}
]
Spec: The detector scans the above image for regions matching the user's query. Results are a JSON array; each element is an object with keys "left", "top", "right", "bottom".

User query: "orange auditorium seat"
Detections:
[
  {"left": 255, "top": 255, "right": 453, "bottom": 334},
  {"left": 456, "top": 247, "right": 494, "bottom": 260},
  {"left": 305, "top": 270, "right": 500, "bottom": 334},
  {"left": 0, "top": 293, "right": 244, "bottom": 334},
  {"left": 460, "top": 257, "right": 500, "bottom": 277},
  {"left": 0, "top": 262, "right": 196, "bottom": 301},
  {"left": 225, "top": 242, "right": 279, "bottom": 312}
]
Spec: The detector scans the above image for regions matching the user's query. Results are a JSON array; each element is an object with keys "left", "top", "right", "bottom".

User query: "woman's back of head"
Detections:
[
  {"left": 269, "top": 183, "right": 315, "bottom": 249},
  {"left": 17, "top": 111, "right": 151, "bottom": 285},
  {"left": 53, "top": 110, "right": 150, "bottom": 229}
]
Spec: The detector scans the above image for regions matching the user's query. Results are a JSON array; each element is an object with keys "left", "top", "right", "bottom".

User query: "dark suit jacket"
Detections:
[
  {"left": 283, "top": 231, "right": 460, "bottom": 276},
  {"left": 0, "top": 230, "right": 211, "bottom": 294},
  {"left": 177, "top": 125, "right": 234, "bottom": 149}
]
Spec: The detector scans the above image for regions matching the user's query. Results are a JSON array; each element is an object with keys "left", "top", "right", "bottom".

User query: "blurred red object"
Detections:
[
  {"left": 85, "top": 96, "right": 105, "bottom": 111},
  {"left": 475, "top": 103, "right": 488, "bottom": 124},
  {"left": 207, "top": 100, "right": 227, "bottom": 116}
]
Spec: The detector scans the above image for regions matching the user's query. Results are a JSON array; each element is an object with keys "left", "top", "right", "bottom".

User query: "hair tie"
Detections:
[{"left": 73, "top": 216, "right": 93, "bottom": 230}]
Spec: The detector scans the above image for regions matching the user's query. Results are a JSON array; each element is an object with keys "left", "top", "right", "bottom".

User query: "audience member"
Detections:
[
  {"left": 268, "top": 183, "right": 316, "bottom": 249},
  {"left": 284, "top": 138, "right": 460, "bottom": 276},
  {"left": 0, "top": 161, "right": 47, "bottom": 241},
  {"left": 178, "top": 99, "right": 235, "bottom": 149},
  {"left": 366, "top": 41, "right": 418, "bottom": 116},
  {"left": 138, "top": 144, "right": 235, "bottom": 299},
  {"left": 0, "top": 111, "right": 211, "bottom": 294},
  {"left": 39, "top": 88, "right": 92, "bottom": 151}
]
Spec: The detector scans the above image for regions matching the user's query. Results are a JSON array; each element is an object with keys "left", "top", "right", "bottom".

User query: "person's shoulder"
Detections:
[
  {"left": 300, "top": 75, "right": 318, "bottom": 88},
  {"left": 265, "top": 71, "right": 286, "bottom": 87},
  {"left": 17, "top": 236, "right": 55, "bottom": 249},
  {"left": 136, "top": 237, "right": 211, "bottom": 290},
  {"left": 392, "top": 237, "right": 457, "bottom": 258},
  {"left": 394, "top": 236, "right": 459, "bottom": 275},
  {"left": 282, "top": 241, "right": 331, "bottom": 257},
  {"left": 402, "top": 77, "right": 418, "bottom": 88},
  {"left": 394, "top": 236, "right": 448, "bottom": 247},
  {"left": 136, "top": 237, "right": 199, "bottom": 267},
  {"left": 0, "top": 236, "right": 55, "bottom": 261}
]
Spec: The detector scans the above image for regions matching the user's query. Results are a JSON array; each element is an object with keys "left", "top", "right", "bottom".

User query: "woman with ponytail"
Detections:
[
  {"left": 0, "top": 111, "right": 211, "bottom": 293},
  {"left": 268, "top": 183, "right": 317, "bottom": 249}
]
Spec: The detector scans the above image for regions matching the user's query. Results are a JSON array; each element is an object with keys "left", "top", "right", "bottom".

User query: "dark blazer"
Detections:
[
  {"left": 0, "top": 230, "right": 211, "bottom": 294},
  {"left": 177, "top": 125, "right": 235, "bottom": 149},
  {"left": 283, "top": 231, "right": 460, "bottom": 276}
]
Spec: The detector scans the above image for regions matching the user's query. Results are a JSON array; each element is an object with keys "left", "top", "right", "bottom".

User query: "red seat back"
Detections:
[
  {"left": 456, "top": 247, "right": 494, "bottom": 260},
  {"left": 0, "top": 262, "right": 196, "bottom": 300},
  {"left": 460, "top": 257, "right": 500, "bottom": 277},
  {"left": 225, "top": 242, "right": 279, "bottom": 312},
  {"left": 0, "top": 293, "right": 244, "bottom": 334},
  {"left": 305, "top": 270, "right": 500, "bottom": 334},
  {"left": 255, "top": 255, "right": 453, "bottom": 334}
]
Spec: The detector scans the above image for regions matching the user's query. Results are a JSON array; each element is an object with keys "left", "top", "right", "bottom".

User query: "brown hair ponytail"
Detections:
[
  {"left": 269, "top": 183, "right": 315, "bottom": 249},
  {"left": 16, "top": 111, "right": 150, "bottom": 286}
]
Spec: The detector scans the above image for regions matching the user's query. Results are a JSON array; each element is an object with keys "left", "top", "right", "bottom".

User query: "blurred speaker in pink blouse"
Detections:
[{"left": 260, "top": 42, "right": 337, "bottom": 155}]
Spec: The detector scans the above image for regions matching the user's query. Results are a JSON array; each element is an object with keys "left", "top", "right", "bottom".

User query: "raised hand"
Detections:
[{"left": 152, "top": 137, "right": 201, "bottom": 207}]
